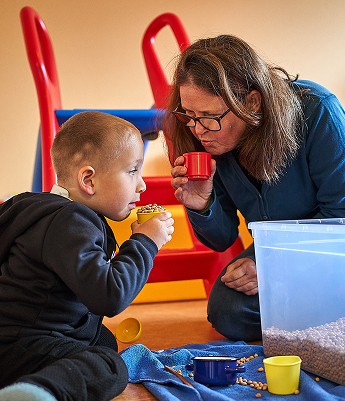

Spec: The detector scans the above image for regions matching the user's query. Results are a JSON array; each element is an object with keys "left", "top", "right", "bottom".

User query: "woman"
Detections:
[{"left": 164, "top": 35, "right": 345, "bottom": 341}]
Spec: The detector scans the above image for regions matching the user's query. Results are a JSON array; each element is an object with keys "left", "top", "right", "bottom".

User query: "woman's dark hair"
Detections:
[{"left": 163, "top": 35, "right": 304, "bottom": 183}]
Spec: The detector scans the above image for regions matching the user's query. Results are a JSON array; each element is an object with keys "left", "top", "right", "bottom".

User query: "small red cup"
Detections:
[{"left": 183, "top": 152, "right": 211, "bottom": 181}]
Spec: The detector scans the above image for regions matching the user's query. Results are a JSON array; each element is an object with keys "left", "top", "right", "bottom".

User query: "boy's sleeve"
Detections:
[{"left": 42, "top": 203, "right": 158, "bottom": 316}]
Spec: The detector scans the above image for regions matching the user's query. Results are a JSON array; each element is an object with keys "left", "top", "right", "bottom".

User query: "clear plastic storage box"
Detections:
[{"left": 249, "top": 218, "right": 345, "bottom": 385}]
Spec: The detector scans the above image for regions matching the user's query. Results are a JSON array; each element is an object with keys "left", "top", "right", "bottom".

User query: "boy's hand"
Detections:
[{"left": 131, "top": 211, "right": 174, "bottom": 250}]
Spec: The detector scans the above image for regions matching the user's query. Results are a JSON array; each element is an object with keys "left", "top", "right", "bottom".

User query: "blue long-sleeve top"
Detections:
[
  {"left": 0, "top": 192, "right": 157, "bottom": 344},
  {"left": 186, "top": 80, "right": 345, "bottom": 252}
]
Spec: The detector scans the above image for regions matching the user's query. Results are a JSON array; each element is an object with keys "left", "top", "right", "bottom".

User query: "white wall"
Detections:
[{"left": 1, "top": 0, "right": 345, "bottom": 196}]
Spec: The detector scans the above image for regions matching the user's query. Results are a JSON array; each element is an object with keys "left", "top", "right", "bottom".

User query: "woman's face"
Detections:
[{"left": 179, "top": 84, "right": 248, "bottom": 155}]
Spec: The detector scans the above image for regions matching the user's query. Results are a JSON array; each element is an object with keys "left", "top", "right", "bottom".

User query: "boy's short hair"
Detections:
[{"left": 51, "top": 111, "right": 141, "bottom": 183}]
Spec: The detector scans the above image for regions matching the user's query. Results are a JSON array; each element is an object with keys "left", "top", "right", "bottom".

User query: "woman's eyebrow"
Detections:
[
  {"left": 180, "top": 105, "right": 193, "bottom": 112},
  {"left": 181, "top": 106, "right": 221, "bottom": 115}
]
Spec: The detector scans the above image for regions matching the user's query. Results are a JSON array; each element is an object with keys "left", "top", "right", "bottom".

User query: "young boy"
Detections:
[{"left": 0, "top": 111, "right": 174, "bottom": 401}]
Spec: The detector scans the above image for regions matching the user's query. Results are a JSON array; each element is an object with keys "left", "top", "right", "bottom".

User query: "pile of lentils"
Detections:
[
  {"left": 263, "top": 316, "right": 345, "bottom": 386},
  {"left": 137, "top": 204, "right": 167, "bottom": 213}
]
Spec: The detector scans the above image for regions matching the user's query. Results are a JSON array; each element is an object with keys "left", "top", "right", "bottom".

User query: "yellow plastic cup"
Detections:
[
  {"left": 137, "top": 211, "right": 163, "bottom": 224},
  {"left": 115, "top": 318, "right": 142, "bottom": 344},
  {"left": 263, "top": 355, "right": 301, "bottom": 395}
]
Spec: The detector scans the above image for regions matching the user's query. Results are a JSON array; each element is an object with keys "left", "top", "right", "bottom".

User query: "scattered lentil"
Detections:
[
  {"left": 256, "top": 393, "right": 262, "bottom": 398},
  {"left": 237, "top": 353, "right": 260, "bottom": 365},
  {"left": 258, "top": 367, "right": 264, "bottom": 372},
  {"left": 294, "top": 390, "right": 300, "bottom": 395}
]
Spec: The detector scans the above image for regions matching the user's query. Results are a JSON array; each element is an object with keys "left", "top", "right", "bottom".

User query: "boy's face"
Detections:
[{"left": 92, "top": 133, "right": 146, "bottom": 221}]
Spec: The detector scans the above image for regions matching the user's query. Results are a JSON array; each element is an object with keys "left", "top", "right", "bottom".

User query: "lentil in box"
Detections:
[{"left": 248, "top": 218, "right": 345, "bottom": 386}]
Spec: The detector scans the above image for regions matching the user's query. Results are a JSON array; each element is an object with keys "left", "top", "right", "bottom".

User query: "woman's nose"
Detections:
[{"left": 194, "top": 120, "right": 208, "bottom": 136}]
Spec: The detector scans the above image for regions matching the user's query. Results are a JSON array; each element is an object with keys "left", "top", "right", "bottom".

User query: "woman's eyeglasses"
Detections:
[{"left": 172, "top": 106, "right": 231, "bottom": 131}]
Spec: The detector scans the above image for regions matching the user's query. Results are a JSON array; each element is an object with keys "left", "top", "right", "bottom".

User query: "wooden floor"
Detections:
[{"left": 103, "top": 299, "right": 228, "bottom": 400}]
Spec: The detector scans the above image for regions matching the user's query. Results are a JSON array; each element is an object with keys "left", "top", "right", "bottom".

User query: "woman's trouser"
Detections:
[{"left": 207, "top": 243, "right": 262, "bottom": 342}]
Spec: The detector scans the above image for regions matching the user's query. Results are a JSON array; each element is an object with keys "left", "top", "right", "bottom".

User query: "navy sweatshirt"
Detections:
[
  {"left": 0, "top": 192, "right": 157, "bottom": 344},
  {"left": 187, "top": 80, "right": 345, "bottom": 252}
]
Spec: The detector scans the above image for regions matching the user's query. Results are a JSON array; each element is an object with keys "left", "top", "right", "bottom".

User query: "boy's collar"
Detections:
[{"left": 50, "top": 184, "right": 71, "bottom": 200}]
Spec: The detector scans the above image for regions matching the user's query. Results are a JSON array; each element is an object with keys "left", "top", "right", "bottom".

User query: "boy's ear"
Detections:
[{"left": 78, "top": 166, "right": 96, "bottom": 195}]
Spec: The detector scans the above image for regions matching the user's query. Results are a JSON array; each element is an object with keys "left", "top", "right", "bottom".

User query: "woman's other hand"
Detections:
[
  {"left": 171, "top": 156, "right": 216, "bottom": 210},
  {"left": 221, "top": 258, "right": 258, "bottom": 295}
]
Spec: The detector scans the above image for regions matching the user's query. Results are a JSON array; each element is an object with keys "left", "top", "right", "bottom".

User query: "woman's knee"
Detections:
[
  {"left": 207, "top": 245, "right": 262, "bottom": 341},
  {"left": 207, "top": 284, "right": 261, "bottom": 341}
]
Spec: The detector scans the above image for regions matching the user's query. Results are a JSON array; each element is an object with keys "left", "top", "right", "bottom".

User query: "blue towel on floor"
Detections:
[{"left": 120, "top": 340, "right": 345, "bottom": 401}]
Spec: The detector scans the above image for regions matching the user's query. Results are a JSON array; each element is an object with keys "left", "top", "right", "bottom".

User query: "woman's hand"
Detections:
[
  {"left": 171, "top": 156, "right": 217, "bottom": 210},
  {"left": 221, "top": 258, "right": 258, "bottom": 295}
]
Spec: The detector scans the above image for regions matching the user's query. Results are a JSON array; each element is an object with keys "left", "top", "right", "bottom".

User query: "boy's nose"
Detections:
[{"left": 137, "top": 177, "right": 146, "bottom": 193}]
